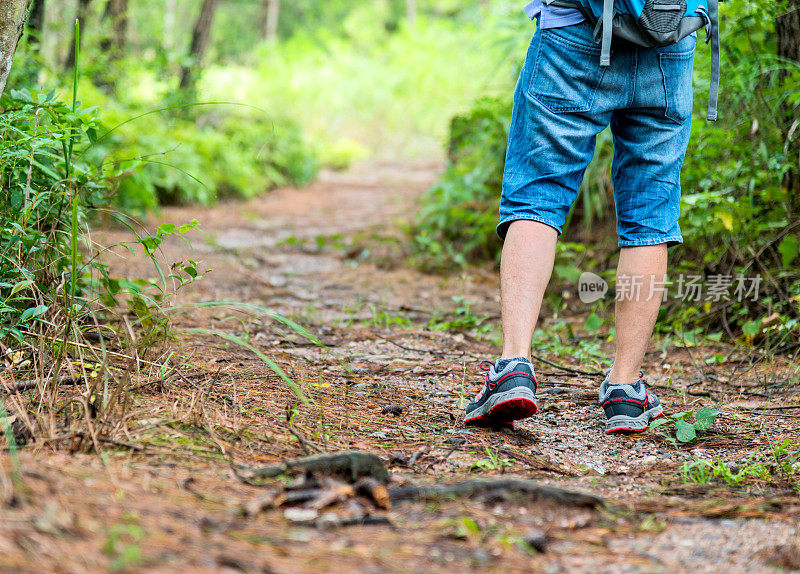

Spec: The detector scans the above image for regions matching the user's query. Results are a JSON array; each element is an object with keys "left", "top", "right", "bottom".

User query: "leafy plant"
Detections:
[
  {"left": 679, "top": 439, "right": 800, "bottom": 488},
  {"left": 429, "top": 296, "right": 489, "bottom": 333},
  {"left": 471, "top": 447, "right": 515, "bottom": 472},
  {"left": 650, "top": 407, "right": 721, "bottom": 444}
]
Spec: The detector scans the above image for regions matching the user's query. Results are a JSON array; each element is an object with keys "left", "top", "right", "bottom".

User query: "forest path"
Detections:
[{"left": 3, "top": 161, "right": 799, "bottom": 573}]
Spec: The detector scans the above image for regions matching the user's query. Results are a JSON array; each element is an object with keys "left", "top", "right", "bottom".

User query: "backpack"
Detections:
[{"left": 543, "top": 0, "right": 720, "bottom": 121}]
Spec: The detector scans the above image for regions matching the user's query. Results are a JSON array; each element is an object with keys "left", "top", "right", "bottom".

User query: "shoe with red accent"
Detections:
[
  {"left": 599, "top": 371, "right": 663, "bottom": 434},
  {"left": 465, "top": 358, "right": 537, "bottom": 428}
]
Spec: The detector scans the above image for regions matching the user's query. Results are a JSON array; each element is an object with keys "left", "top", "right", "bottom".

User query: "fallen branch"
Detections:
[
  {"left": 236, "top": 451, "right": 390, "bottom": 484},
  {"left": 0, "top": 375, "right": 82, "bottom": 394},
  {"left": 389, "top": 478, "right": 604, "bottom": 508}
]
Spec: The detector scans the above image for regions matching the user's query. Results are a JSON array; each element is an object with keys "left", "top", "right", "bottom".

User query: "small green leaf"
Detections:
[
  {"left": 584, "top": 313, "right": 602, "bottom": 333},
  {"left": 20, "top": 304, "right": 48, "bottom": 322},
  {"left": 9, "top": 280, "right": 33, "bottom": 296},
  {"left": 140, "top": 236, "right": 162, "bottom": 255},
  {"left": 676, "top": 420, "right": 697, "bottom": 443},
  {"left": 694, "top": 407, "right": 720, "bottom": 430},
  {"left": 457, "top": 516, "right": 480, "bottom": 536},
  {"left": 778, "top": 235, "right": 799, "bottom": 268},
  {"left": 649, "top": 418, "right": 671, "bottom": 430},
  {"left": 670, "top": 411, "right": 693, "bottom": 421},
  {"left": 742, "top": 320, "right": 762, "bottom": 338},
  {"left": 157, "top": 223, "right": 176, "bottom": 236}
]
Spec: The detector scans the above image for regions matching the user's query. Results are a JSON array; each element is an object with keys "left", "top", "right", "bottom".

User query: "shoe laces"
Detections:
[{"left": 473, "top": 360, "right": 497, "bottom": 400}]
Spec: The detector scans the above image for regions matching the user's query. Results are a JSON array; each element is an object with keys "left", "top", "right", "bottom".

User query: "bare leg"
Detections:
[
  {"left": 500, "top": 220, "right": 559, "bottom": 360},
  {"left": 608, "top": 244, "right": 668, "bottom": 384}
]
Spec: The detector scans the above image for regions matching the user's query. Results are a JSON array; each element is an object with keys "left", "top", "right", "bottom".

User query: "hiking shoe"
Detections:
[
  {"left": 465, "top": 358, "right": 537, "bottom": 427},
  {"left": 599, "top": 371, "right": 663, "bottom": 434}
]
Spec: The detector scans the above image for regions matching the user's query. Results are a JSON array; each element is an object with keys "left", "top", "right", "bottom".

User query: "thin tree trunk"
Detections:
[
  {"left": 179, "top": 0, "right": 218, "bottom": 90},
  {"left": 264, "top": 0, "right": 279, "bottom": 42},
  {"left": 27, "top": 0, "right": 45, "bottom": 52},
  {"left": 100, "top": 0, "right": 127, "bottom": 59},
  {"left": 406, "top": 0, "right": 417, "bottom": 27},
  {"left": 164, "top": 0, "right": 176, "bottom": 51},
  {"left": 64, "top": 0, "right": 91, "bottom": 71},
  {"left": 777, "top": 2, "right": 800, "bottom": 203},
  {"left": 0, "top": 0, "right": 32, "bottom": 98}
]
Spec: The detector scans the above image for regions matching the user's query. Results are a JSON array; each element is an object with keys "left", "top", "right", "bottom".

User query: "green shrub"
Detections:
[
  {"left": 411, "top": 97, "right": 510, "bottom": 269},
  {"left": 65, "top": 74, "right": 320, "bottom": 210},
  {"left": 106, "top": 110, "right": 318, "bottom": 209}
]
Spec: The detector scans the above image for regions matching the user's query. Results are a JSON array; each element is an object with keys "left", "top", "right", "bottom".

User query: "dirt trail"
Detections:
[{"left": 2, "top": 161, "right": 800, "bottom": 573}]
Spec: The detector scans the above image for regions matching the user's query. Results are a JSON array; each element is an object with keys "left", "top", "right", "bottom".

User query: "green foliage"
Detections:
[
  {"left": 202, "top": 13, "right": 511, "bottom": 163},
  {"left": 428, "top": 296, "right": 489, "bottom": 333},
  {"left": 471, "top": 447, "right": 515, "bottom": 472},
  {"left": 103, "top": 522, "right": 145, "bottom": 571},
  {"left": 71, "top": 79, "right": 319, "bottom": 210},
  {"left": 530, "top": 320, "right": 607, "bottom": 368},
  {"left": 411, "top": 97, "right": 509, "bottom": 268},
  {"left": 650, "top": 407, "right": 721, "bottom": 444},
  {"left": 1, "top": 88, "right": 103, "bottom": 343},
  {"left": 679, "top": 438, "right": 800, "bottom": 489},
  {"left": 667, "top": 2, "right": 800, "bottom": 348}
]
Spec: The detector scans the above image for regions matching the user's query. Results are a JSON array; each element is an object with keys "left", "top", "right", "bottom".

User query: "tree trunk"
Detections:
[
  {"left": 406, "top": 0, "right": 417, "bottom": 27},
  {"left": 777, "top": 2, "right": 800, "bottom": 202},
  {"left": 264, "top": 0, "right": 279, "bottom": 42},
  {"left": 179, "top": 0, "right": 218, "bottom": 90},
  {"left": 27, "top": 0, "right": 45, "bottom": 51},
  {"left": 164, "top": 0, "right": 176, "bottom": 51},
  {"left": 0, "top": 0, "right": 32, "bottom": 98},
  {"left": 63, "top": 0, "right": 92, "bottom": 71},
  {"left": 100, "top": 0, "right": 127, "bottom": 59}
]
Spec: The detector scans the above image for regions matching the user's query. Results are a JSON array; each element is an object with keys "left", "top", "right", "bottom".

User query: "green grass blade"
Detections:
[{"left": 184, "top": 328, "right": 312, "bottom": 405}]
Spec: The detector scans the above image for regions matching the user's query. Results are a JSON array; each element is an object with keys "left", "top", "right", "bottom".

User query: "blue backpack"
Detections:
[{"left": 543, "top": 0, "right": 721, "bottom": 121}]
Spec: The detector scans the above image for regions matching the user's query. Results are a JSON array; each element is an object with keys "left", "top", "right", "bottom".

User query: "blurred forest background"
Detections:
[{"left": 1, "top": 0, "right": 799, "bottom": 355}]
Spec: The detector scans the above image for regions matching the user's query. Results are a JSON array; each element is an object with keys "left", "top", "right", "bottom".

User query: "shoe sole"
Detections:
[
  {"left": 465, "top": 387, "right": 537, "bottom": 427},
  {"left": 605, "top": 405, "right": 664, "bottom": 434}
]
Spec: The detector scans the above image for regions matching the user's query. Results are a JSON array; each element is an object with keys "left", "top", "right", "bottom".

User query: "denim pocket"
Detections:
[
  {"left": 658, "top": 49, "right": 695, "bottom": 124},
  {"left": 527, "top": 27, "right": 606, "bottom": 114}
]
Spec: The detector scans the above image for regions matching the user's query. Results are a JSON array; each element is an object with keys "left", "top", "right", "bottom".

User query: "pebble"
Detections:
[
  {"left": 284, "top": 508, "right": 318, "bottom": 523},
  {"left": 523, "top": 528, "right": 549, "bottom": 552}
]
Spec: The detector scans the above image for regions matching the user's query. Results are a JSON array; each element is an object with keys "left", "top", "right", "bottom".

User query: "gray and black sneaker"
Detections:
[
  {"left": 599, "top": 370, "right": 663, "bottom": 434},
  {"left": 465, "top": 358, "right": 537, "bottom": 428}
]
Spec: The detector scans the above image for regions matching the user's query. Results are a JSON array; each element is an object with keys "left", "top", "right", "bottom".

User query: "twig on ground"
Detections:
[
  {"left": 408, "top": 445, "right": 429, "bottom": 469},
  {"left": 736, "top": 404, "right": 800, "bottom": 411},
  {"left": 389, "top": 478, "right": 604, "bottom": 508},
  {"left": 289, "top": 423, "right": 322, "bottom": 455},
  {"left": 531, "top": 355, "right": 603, "bottom": 377},
  {"left": 497, "top": 447, "right": 572, "bottom": 476},
  {"left": 1, "top": 376, "right": 82, "bottom": 394},
  {"left": 423, "top": 438, "right": 465, "bottom": 472}
]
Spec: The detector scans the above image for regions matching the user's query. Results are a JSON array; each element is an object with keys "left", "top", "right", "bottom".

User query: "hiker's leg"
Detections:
[
  {"left": 607, "top": 33, "right": 696, "bottom": 383},
  {"left": 608, "top": 244, "right": 667, "bottom": 384},
  {"left": 498, "top": 23, "right": 614, "bottom": 361},
  {"left": 500, "top": 221, "right": 558, "bottom": 360}
]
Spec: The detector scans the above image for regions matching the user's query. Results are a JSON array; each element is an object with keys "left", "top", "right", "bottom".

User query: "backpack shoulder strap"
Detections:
[
  {"left": 600, "top": 0, "right": 614, "bottom": 66},
  {"left": 707, "top": 0, "right": 720, "bottom": 121}
]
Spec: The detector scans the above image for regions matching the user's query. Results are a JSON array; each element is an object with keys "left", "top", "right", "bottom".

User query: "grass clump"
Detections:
[{"left": 679, "top": 438, "right": 800, "bottom": 490}]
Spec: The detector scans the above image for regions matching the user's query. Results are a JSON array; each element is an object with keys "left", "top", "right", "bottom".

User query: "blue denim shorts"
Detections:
[{"left": 499, "top": 23, "right": 696, "bottom": 247}]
